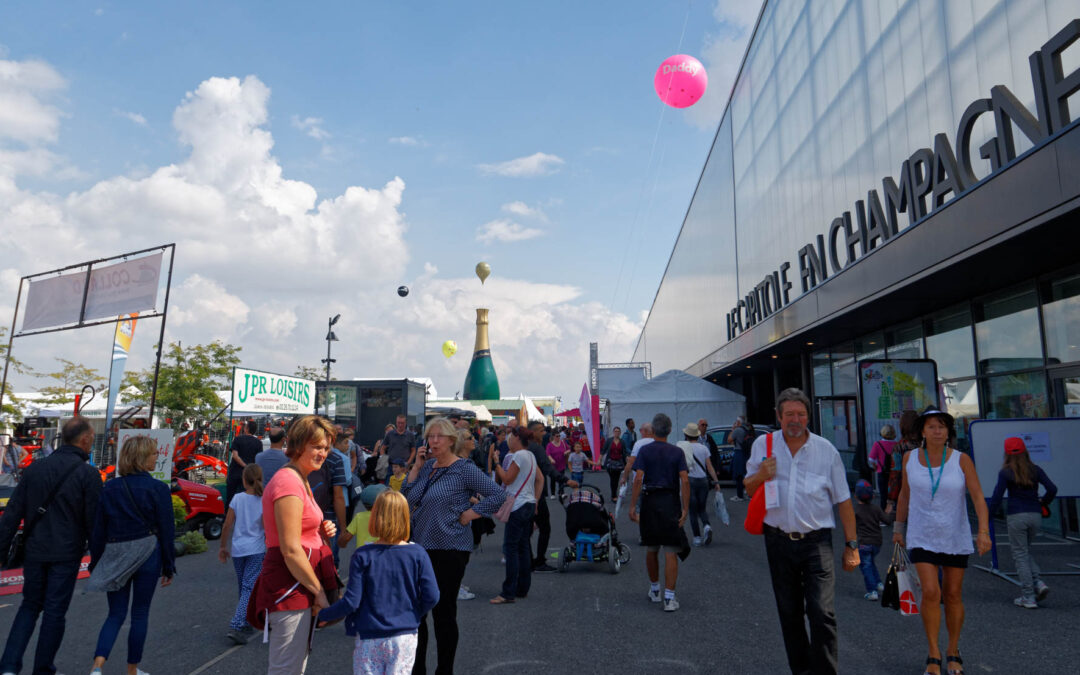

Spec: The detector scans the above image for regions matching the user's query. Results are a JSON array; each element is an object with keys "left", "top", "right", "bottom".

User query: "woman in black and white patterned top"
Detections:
[{"left": 402, "top": 417, "right": 504, "bottom": 675}]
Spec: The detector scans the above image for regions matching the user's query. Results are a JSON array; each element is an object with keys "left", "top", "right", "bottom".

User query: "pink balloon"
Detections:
[{"left": 654, "top": 54, "right": 708, "bottom": 108}]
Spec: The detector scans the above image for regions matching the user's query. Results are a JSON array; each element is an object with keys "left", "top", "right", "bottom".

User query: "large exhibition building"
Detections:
[{"left": 633, "top": 0, "right": 1080, "bottom": 519}]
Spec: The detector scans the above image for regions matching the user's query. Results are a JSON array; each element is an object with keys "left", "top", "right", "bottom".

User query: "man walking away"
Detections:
[
  {"left": 629, "top": 413, "right": 690, "bottom": 612},
  {"left": 0, "top": 417, "right": 103, "bottom": 675},
  {"left": 744, "top": 388, "right": 859, "bottom": 675},
  {"left": 227, "top": 420, "right": 262, "bottom": 503},
  {"left": 254, "top": 426, "right": 288, "bottom": 484}
]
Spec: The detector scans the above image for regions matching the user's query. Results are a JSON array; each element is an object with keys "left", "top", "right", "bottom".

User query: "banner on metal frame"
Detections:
[{"left": 21, "top": 253, "right": 163, "bottom": 332}]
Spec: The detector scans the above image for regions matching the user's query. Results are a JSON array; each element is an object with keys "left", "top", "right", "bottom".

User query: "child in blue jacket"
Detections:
[{"left": 318, "top": 490, "right": 439, "bottom": 674}]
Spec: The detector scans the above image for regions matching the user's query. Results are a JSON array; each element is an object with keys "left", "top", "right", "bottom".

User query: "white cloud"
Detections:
[
  {"left": 501, "top": 200, "right": 546, "bottom": 220},
  {"left": 477, "top": 152, "right": 564, "bottom": 177},
  {"left": 0, "top": 66, "right": 640, "bottom": 404},
  {"left": 291, "top": 115, "right": 330, "bottom": 141},
  {"left": 115, "top": 109, "right": 147, "bottom": 126},
  {"left": 388, "top": 136, "right": 427, "bottom": 147},
  {"left": 685, "top": 1, "right": 762, "bottom": 130},
  {"left": 0, "top": 57, "right": 66, "bottom": 144},
  {"left": 475, "top": 218, "right": 543, "bottom": 244}
]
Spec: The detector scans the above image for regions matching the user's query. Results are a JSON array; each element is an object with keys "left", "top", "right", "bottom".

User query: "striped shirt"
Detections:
[{"left": 402, "top": 458, "right": 505, "bottom": 551}]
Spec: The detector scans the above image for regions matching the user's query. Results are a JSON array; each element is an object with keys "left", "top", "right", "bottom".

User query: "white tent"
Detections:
[
  {"left": 604, "top": 370, "right": 746, "bottom": 437},
  {"left": 520, "top": 396, "right": 545, "bottom": 423}
]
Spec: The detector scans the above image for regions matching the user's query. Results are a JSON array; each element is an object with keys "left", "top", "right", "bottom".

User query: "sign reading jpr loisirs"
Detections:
[{"left": 231, "top": 367, "right": 315, "bottom": 415}]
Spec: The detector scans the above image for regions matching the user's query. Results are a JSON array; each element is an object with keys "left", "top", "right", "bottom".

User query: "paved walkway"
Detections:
[{"left": 2, "top": 479, "right": 1077, "bottom": 674}]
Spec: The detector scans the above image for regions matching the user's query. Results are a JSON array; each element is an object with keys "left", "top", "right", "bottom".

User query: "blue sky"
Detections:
[{"left": 0, "top": 1, "right": 758, "bottom": 405}]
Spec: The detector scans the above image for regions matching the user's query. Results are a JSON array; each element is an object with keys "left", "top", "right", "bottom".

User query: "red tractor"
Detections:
[{"left": 170, "top": 476, "right": 225, "bottom": 540}]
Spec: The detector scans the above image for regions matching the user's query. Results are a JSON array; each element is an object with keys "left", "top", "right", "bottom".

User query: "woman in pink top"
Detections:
[
  {"left": 252, "top": 415, "right": 340, "bottom": 675},
  {"left": 546, "top": 435, "right": 569, "bottom": 498},
  {"left": 868, "top": 425, "right": 897, "bottom": 510}
]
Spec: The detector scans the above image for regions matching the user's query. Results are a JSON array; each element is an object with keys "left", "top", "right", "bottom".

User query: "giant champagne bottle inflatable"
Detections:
[{"left": 463, "top": 308, "right": 501, "bottom": 400}]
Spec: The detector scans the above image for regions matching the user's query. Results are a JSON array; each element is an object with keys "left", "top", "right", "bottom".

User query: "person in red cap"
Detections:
[{"left": 988, "top": 436, "right": 1057, "bottom": 609}]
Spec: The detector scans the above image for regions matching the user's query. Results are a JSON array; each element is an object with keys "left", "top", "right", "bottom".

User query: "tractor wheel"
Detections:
[{"left": 203, "top": 516, "right": 224, "bottom": 540}]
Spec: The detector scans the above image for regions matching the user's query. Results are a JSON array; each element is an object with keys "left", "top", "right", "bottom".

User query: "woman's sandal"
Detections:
[
  {"left": 923, "top": 656, "right": 943, "bottom": 675},
  {"left": 946, "top": 653, "right": 964, "bottom": 675}
]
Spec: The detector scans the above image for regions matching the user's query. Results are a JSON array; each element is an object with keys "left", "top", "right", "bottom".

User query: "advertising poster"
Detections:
[
  {"left": 231, "top": 367, "right": 315, "bottom": 416},
  {"left": 858, "top": 360, "right": 939, "bottom": 459},
  {"left": 117, "top": 428, "right": 175, "bottom": 482}
]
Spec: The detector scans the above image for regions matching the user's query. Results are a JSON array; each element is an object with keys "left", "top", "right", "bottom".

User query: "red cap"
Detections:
[{"left": 1004, "top": 437, "right": 1026, "bottom": 455}]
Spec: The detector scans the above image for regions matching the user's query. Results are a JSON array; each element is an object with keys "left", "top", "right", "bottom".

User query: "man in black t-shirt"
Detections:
[
  {"left": 227, "top": 420, "right": 262, "bottom": 503},
  {"left": 630, "top": 413, "right": 690, "bottom": 612}
]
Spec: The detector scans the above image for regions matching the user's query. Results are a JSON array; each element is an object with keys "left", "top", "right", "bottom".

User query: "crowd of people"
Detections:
[{"left": 0, "top": 388, "right": 1063, "bottom": 675}]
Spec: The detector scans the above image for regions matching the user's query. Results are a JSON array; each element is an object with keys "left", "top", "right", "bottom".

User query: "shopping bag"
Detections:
[
  {"left": 744, "top": 433, "right": 773, "bottom": 535},
  {"left": 614, "top": 483, "right": 628, "bottom": 519},
  {"left": 880, "top": 544, "right": 901, "bottom": 611},
  {"left": 713, "top": 489, "right": 730, "bottom": 526},
  {"left": 896, "top": 547, "right": 922, "bottom": 616}
]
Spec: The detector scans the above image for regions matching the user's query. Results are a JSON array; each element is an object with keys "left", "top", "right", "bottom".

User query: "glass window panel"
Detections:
[
  {"left": 812, "top": 349, "right": 832, "bottom": 397},
  {"left": 831, "top": 342, "right": 856, "bottom": 395},
  {"left": 886, "top": 321, "right": 924, "bottom": 359},
  {"left": 1042, "top": 271, "right": 1080, "bottom": 366},
  {"left": 974, "top": 284, "right": 1042, "bottom": 374},
  {"left": 940, "top": 379, "right": 979, "bottom": 453},
  {"left": 926, "top": 305, "right": 975, "bottom": 380},
  {"left": 981, "top": 371, "right": 1050, "bottom": 421},
  {"left": 855, "top": 332, "right": 886, "bottom": 362}
]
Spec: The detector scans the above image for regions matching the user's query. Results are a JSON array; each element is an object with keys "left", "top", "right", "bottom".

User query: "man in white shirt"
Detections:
[
  {"left": 618, "top": 423, "right": 654, "bottom": 489},
  {"left": 745, "top": 388, "right": 858, "bottom": 675}
]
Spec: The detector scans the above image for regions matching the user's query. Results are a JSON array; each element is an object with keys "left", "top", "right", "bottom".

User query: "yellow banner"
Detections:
[{"left": 114, "top": 313, "right": 138, "bottom": 354}]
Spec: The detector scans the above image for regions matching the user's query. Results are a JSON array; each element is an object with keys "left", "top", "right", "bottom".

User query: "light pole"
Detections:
[{"left": 322, "top": 314, "right": 340, "bottom": 416}]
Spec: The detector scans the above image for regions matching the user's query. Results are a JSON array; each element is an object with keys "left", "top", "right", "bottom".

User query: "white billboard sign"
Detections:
[
  {"left": 116, "top": 428, "right": 175, "bottom": 482},
  {"left": 22, "top": 253, "right": 163, "bottom": 332},
  {"left": 231, "top": 367, "right": 315, "bottom": 415}
]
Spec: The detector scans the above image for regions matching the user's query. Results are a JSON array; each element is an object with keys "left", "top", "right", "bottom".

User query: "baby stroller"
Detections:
[{"left": 554, "top": 484, "right": 631, "bottom": 574}]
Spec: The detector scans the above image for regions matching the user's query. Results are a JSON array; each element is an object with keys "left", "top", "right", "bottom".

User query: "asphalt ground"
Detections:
[{"left": 2, "top": 473, "right": 1079, "bottom": 674}]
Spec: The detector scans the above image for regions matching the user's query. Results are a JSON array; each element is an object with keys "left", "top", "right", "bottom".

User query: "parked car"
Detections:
[{"left": 705, "top": 424, "right": 775, "bottom": 482}]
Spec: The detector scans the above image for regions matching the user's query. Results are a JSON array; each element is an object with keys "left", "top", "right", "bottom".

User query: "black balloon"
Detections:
[{"left": 397, "top": 285, "right": 409, "bottom": 297}]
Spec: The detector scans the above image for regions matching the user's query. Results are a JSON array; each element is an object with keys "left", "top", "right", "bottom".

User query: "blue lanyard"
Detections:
[{"left": 923, "top": 447, "right": 946, "bottom": 500}]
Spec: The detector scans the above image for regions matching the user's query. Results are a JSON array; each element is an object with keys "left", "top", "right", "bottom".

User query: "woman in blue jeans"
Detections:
[
  {"left": 988, "top": 436, "right": 1058, "bottom": 609},
  {"left": 489, "top": 428, "right": 543, "bottom": 604},
  {"left": 89, "top": 437, "right": 176, "bottom": 675}
]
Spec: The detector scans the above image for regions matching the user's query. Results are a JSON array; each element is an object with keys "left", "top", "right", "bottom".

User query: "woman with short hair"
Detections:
[
  {"left": 251, "top": 415, "right": 340, "bottom": 675},
  {"left": 89, "top": 436, "right": 175, "bottom": 675},
  {"left": 988, "top": 437, "right": 1058, "bottom": 608},
  {"left": 402, "top": 417, "right": 505, "bottom": 675},
  {"left": 893, "top": 407, "right": 991, "bottom": 675}
]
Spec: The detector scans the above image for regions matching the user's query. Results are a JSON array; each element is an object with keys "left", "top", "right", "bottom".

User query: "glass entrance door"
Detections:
[
  {"left": 1049, "top": 368, "right": 1080, "bottom": 535},
  {"left": 816, "top": 396, "right": 858, "bottom": 480}
]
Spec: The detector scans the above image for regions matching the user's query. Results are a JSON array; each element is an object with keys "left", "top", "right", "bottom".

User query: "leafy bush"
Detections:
[
  {"left": 177, "top": 530, "right": 207, "bottom": 554},
  {"left": 172, "top": 495, "right": 188, "bottom": 531}
]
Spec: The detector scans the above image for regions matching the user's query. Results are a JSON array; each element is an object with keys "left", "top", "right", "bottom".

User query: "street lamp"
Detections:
[{"left": 322, "top": 314, "right": 341, "bottom": 416}]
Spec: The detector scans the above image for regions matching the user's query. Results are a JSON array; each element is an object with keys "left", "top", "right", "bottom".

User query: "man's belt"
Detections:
[{"left": 763, "top": 524, "right": 829, "bottom": 541}]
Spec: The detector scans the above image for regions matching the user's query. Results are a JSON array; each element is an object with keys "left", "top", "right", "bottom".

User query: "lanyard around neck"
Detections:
[{"left": 923, "top": 447, "right": 946, "bottom": 500}]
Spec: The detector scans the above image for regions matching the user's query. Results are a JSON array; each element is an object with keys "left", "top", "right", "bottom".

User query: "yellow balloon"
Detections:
[
  {"left": 475, "top": 262, "right": 491, "bottom": 285},
  {"left": 442, "top": 340, "right": 457, "bottom": 358}
]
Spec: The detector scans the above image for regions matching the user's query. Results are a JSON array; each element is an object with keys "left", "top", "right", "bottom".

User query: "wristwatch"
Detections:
[{"left": 845, "top": 540, "right": 859, "bottom": 551}]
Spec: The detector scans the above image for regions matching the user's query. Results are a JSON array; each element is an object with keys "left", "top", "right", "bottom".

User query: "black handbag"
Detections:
[
  {"left": 880, "top": 543, "right": 902, "bottom": 611},
  {"left": 3, "top": 464, "right": 81, "bottom": 570}
]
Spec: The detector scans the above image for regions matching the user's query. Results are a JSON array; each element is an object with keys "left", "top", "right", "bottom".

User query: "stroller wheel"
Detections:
[
  {"left": 608, "top": 550, "right": 621, "bottom": 574},
  {"left": 558, "top": 546, "right": 572, "bottom": 573},
  {"left": 617, "top": 543, "right": 632, "bottom": 565}
]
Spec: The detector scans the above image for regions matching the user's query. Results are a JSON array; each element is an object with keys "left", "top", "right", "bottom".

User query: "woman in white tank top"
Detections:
[{"left": 893, "top": 407, "right": 991, "bottom": 675}]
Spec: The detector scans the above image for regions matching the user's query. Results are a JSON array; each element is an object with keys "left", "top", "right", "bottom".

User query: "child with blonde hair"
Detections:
[{"left": 319, "top": 490, "right": 440, "bottom": 674}]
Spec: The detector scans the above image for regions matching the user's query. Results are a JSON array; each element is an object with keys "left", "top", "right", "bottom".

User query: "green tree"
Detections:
[
  {"left": 0, "top": 327, "right": 33, "bottom": 418},
  {"left": 293, "top": 365, "right": 323, "bottom": 381},
  {"left": 127, "top": 341, "right": 242, "bottom": 429},
  {"left": 36, "top": 358, "right": 106, "bottom": 405}
]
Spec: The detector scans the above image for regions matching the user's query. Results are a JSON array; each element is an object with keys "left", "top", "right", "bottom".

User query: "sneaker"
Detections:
[
  {"left": 876, "top": 582, "right": 884, "bottom": 593},
  {"left": 648, "top": 588, "right": 662, "bottom": 603},
  {"left": 1035, "top": 580, "right": 1050, "bottom": 601},
  {"left": 729, "top": 496, "right": 744, "bottom": 502},
  {"left": 703, "top": 525, "right": 713, "bottom": 546},
  {"left": 692, "top": 536, "right": 702, "bottom": 547},
  {"left": 533, "top": 563, "right": 556, "bottom": 572},
  {"left": 663, "top": 596, "right": 680, "bottom": 612},
  {"left": 90, "top": 670, "right": 102, "bottom": 675},
  {"left": 227, "top": 628, "right": 249, "bottom": 645},
  {"left": 457, "top": 586, "right": 476, "bottom": 600},
  {"left": 863, "top": 591, "right": 879, "bottom": 601},
  {"left": 1013, "top": 596, "right": 1037, "bottom": 609}
]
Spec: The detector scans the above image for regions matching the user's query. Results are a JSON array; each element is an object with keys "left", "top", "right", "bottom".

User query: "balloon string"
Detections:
[{"left": 609, "top": 0, "right": 694, "bottom": 317}]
